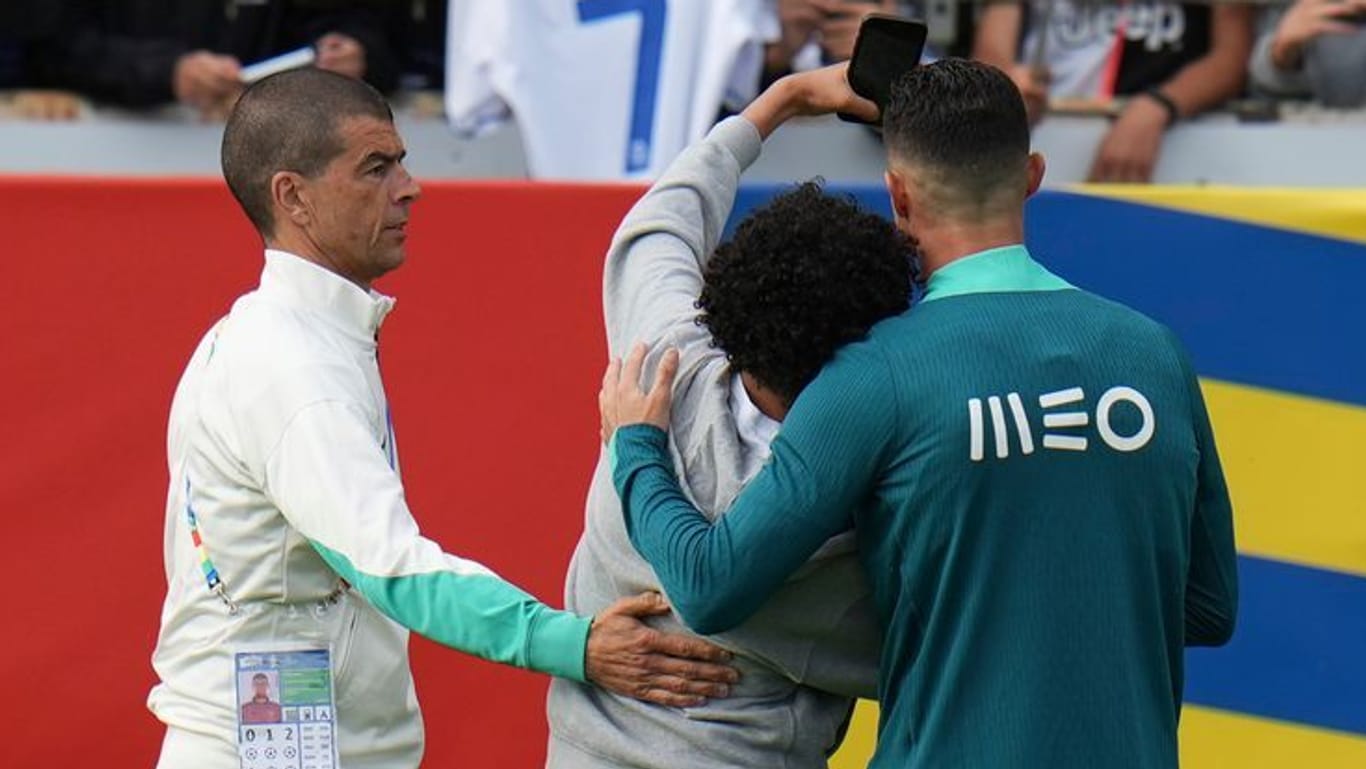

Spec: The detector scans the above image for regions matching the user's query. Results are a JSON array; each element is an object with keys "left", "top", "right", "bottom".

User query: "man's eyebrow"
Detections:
[{"left": 360, "top": 149, "right": 407, "bottom": 166}]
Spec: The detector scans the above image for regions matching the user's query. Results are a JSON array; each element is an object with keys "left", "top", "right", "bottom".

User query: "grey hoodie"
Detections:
[{"left": 545, "top": 117, "right": 882, "bottom": 768}]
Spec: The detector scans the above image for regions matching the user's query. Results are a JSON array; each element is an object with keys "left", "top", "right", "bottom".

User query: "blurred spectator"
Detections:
[
  {"left": 0, "top": 0, "right": 61, "bottom": 46},
  {"left": 763, "top": 0, "right": 976, "bottom": 90},
  {"left": 974, "top": 1, "right": 1254, "bottom": 183},
  {"left": 25, "top": 0, "right": 400, "bottom": 119},
  {"left": 392, "top": 0, "right": 447, "bottom": 91},
  {"left": 447, "top": 0, "right": 771, "bottom": 179},
  {"left": 763, "top": 0, "right": 974, "bottom": 83},
  {"left": 819, "top": 0, "right": 900, "bottom": 61},
  {"left": 0, "top": 0, "right": 83, "bottom": 120},
  {"left": 1250, "top": 0, "right": 1366, "bottom": 107},
  {"left": 765, "top": 0, "right": 942, "bottom": 85},
  {"left": 9, "top": 91, "right": 83, "bottom": 120}
]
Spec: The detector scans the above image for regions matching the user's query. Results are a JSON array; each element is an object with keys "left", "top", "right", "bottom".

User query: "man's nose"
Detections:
[{"left": 395, "top": 164, "right": 421, "bottom": 204}]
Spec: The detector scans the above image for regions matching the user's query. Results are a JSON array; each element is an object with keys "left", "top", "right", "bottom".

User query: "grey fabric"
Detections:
[
  {"left": 1250, "top": 8, "right": 1366, "bottom": 106},
  {"left": 1306, "top": 28, "right": 1366, "bottom": 107},
  {"left": 1249, "top": 10, "right": 1312, "bottom": 98},
  {"left": 545, "top": 117, "right": 882, "bottom": 769}
]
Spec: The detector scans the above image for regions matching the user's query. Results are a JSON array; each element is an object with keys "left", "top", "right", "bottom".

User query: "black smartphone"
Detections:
[{"left": 841, "top": 14, "right": 928, "bottom": 124}]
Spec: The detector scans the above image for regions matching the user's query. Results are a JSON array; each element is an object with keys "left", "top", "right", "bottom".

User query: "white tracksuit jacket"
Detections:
[{"left": 148, "top": 250, "right": 590, "bottom": 768}]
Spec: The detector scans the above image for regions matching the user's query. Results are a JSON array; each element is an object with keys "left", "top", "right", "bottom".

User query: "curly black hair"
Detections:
[{"left": 697, "top": 181, "right": 915, "bottom": 406}]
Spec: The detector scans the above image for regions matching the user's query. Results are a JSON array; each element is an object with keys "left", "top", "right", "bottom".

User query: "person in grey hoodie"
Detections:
[{"left": 545, "top": 82, "right": 916, "bottom": 767}]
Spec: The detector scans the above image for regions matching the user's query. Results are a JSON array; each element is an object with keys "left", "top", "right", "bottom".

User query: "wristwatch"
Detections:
[{"left": 1143, "top": 88, "right": 1181, "bottom": 127}]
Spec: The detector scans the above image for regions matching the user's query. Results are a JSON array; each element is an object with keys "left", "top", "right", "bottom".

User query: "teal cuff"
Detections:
[
  {"left": 610, "top": 424, "right": 671, "bottom": 501},
  {"left": 527, "top": 608, "right": 593, "bottom": 682},
  {"left": 310, "top": 542, "right": 592, "bottom": 682}
]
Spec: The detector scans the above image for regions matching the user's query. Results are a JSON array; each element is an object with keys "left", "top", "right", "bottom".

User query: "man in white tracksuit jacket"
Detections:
[{"left": 149, "top": 68, "right": 736, "bottom": 769}]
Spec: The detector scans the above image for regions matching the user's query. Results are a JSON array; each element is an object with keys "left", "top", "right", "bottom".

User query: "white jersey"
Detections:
[
  {"left": 1020, "top": 1, "right": 1193, "bottom": 99},
  {"left": 445, "top": 0, "right": 769, "bottom": 180}
]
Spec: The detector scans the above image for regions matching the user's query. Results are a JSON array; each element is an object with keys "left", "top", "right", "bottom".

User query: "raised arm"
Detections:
[
  {"left": 594, "top": 67, "right": 883, "bottom": 634},
  {"left": 602, "top": 118, "right": 758, "bottom": 358},
  {"left": 605, "top": 62, "right": 878, "bottom": 356},
  {"left": 1147, "top": 3, "right": 1255, "bottom": 120}
]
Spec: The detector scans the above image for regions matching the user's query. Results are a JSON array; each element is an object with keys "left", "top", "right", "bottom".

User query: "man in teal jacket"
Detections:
[{"left": 601, "top": 59, "right": 1237, "bottom": 769}]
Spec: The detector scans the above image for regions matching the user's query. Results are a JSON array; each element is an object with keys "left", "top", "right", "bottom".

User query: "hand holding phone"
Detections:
[{"left": 840, "top": 14, "right": 928, "bottom": 124}]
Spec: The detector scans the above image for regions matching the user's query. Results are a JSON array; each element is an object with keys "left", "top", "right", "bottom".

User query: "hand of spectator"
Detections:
[
  {"left": 818, "top": 0, "right": 898, "bottom": 62},
  {"left": 1271, "top": 0, "right": 1366, "bottom": 71},
  {"left": 174, "top": 51, "right": 243, "bottom": 115},
  {"left": 772, "top": 0, "right": 826, "bottom": 61},
  {"left": 742, "top": 62, "right": 880, "bottom": 138},
  {"left": 1007, "top": 64, "right": 1050, "bottom": 126},
  {"left": 316, "top": 33, "right": 367, "bottom": 80},
  {"left": 585, "top": 592, "right": 739, "bottom": 707},
  {"left": 1088, "top": 96, "right": 1169, "bottom": 183},
  {"left": 12, "top": 90, "right": 82, "bottom": 121}
]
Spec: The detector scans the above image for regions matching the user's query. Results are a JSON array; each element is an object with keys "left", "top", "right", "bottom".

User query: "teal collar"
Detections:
[{"left": 921, "top": 244, "right": 1073, "bottom": 303}]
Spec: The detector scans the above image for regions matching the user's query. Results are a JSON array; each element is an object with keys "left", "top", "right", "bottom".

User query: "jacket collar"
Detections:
[
  {"left": 259, "top": 249, "right": 396, "bottom": 344},
  {"left": 922, "top": 244, "right": 1073, "bottom": 303}
]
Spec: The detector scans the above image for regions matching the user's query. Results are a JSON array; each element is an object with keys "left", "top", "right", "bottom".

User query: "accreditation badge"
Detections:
[{"left": 234, "top": 646, "right": 339, "bottom": 769}]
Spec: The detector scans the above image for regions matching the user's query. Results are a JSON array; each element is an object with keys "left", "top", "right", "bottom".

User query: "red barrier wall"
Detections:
[{"left": 1, "top": 178, "right": 644, "bottom": 768}]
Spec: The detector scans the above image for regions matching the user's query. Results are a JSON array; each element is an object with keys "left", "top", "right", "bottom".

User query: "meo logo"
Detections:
[{"left": 967, "top": 386, "right": 1155, "bottom": 462}]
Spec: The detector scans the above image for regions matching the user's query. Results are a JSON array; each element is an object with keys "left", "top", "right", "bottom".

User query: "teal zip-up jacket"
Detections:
[{"left": 613, "top": 245, "right": 1238, "bottom": 769}]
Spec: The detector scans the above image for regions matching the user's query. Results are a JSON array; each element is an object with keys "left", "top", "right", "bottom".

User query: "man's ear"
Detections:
[
  {"left": 1025, "top": 152, "right": 1046, "bottom": 198},
  {"left": 884, "top": 168, "right": 912, "bottom": 225},
  {"left": 271, "top": 171, "right": 312, "bottom": 229}
]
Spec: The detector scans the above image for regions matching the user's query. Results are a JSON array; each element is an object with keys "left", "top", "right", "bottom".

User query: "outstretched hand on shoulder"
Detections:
[{"left": 599, "top": 343, "right": 679, "bottom": 444}]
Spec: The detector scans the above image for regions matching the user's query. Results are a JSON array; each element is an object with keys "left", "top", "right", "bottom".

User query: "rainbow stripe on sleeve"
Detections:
[{"left": 184, "top": 480, "right": 225, "bottom": 596}]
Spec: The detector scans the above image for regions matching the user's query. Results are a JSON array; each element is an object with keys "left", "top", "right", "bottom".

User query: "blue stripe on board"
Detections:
[
  {"left": 1185, "top": 554, "right": 1366, "bottom": 736},
  {"left": 728, "top": 185, "right": 1366, "bottom": 407}
]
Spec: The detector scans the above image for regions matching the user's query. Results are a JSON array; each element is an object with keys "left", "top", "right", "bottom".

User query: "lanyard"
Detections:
[
  {"left": 185, "top": 476, "right": 349, "bottom": 614},
  {"left": 185, "top": 478, "right": 241, "bottom": 614}
]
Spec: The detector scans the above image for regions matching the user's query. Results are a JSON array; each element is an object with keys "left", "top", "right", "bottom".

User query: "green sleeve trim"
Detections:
[{"left": 310, "top": 541, "right": 591, "bottom": 682}]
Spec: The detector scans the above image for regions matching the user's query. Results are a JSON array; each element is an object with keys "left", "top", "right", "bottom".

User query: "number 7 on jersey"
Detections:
[{"left": 577, "top": 0, "right": 666, "bottom": 174}]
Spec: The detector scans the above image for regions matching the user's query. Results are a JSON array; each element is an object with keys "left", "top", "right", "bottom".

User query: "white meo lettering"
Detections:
[{"left": 967, "top": 386, "right": 1155, "bottom": 461}]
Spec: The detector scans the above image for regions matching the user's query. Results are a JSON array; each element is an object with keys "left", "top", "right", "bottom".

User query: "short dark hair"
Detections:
[
  {"left": 221, "top": 68, "right": 393, "bottom": 236},
  {"left": 882, "top": 59, "right": 1030, "bottom": 211},
  {"left": 697, "top": 182, "right": 914, "bottom": 404}
]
